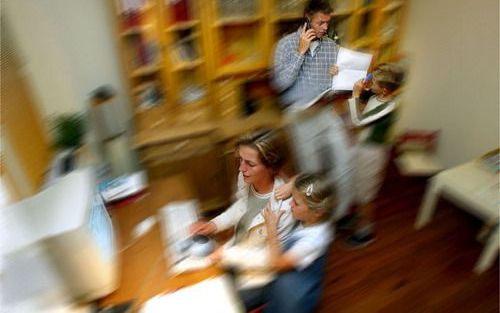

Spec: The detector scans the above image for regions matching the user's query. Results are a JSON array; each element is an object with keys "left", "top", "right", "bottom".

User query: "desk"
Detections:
[
  {"left": 98, "top": 174, "right": 221, "bottom": 308},
  {"left": 415, "top": 161, "right": 499, "bottom": 273}
]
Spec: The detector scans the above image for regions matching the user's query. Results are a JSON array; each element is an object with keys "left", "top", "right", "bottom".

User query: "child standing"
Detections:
[
  {"left": 344, "top": 63, "right": 405, "bottom": 248},
  {"left": 256, "top": 173, "right": 336, "bottom": 313}
]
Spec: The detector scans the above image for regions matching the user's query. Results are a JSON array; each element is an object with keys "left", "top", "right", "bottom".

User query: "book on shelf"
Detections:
[
  {"left": 135, "top": 39, "right": 160, "bottom": 67},
  {"left": 180, "top": 85, "right": 206, "bottom": 104},
  {"left": 170, "top": 40, "right": 198, "bottom": 63},
  {"left": 117, "top": 0, "right": 146, "bottom": 14},
  {"left": 138, "top": 84, "right": 164, "bottom": 109}
]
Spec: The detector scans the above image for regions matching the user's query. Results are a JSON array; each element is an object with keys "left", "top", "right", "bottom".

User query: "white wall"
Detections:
[
  {"left": 3, "top": 0, "right": 131, "bottom": 127},
  {"left": 399, "top": 0, "right": 499, "bottom": 167}
]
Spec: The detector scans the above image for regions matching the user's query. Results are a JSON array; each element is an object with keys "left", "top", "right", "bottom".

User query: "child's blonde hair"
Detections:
[
  {"left": 294, "top": 173, "right": 337, "bottom": 220},
  {"left": 373, "top": 63, "right": 405, "bottom": 92}
]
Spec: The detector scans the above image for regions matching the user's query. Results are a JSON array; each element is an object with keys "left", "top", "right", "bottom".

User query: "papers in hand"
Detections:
[
  {"left": 99, "top": 171, "right": 147, "bottom": 203},
  {"left": 140, "top": 275, "right": 244, "bottom": 313},
  {"left": 332, "top": 48, "right": 373, "bottom": 91},
  {"left": 288, "top": 88, "right": 336, "bottom": 112}
]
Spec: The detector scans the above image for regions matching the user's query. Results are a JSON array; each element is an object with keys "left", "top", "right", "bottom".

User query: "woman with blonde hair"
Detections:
[{"left": 190, "top": 129, "right": 296, "bottom": 295}]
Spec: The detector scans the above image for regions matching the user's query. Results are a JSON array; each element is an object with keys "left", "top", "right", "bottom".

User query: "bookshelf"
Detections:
[
  {"left": 113, "top": 0, "right": 167, "bottom": 131},
  {"left": 111, "top": 0, "right": 408, "bottom": 130}
]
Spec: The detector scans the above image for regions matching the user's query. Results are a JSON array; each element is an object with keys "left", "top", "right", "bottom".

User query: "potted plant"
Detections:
[{"left": 51, "top": 113, "right": 86, "bottom": 150}]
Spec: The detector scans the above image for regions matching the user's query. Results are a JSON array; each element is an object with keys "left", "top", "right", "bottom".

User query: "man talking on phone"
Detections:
[
  {"left": 272, "top": 0, "right": 339, "bottom": 107},
  {"left": 271, "top": 0, "right": 354, "bottom": 230}
]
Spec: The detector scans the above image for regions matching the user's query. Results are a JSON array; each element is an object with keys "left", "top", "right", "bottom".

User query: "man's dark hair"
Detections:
[{"left": 304, "top": 0, "right": 333, "bottom": 16}]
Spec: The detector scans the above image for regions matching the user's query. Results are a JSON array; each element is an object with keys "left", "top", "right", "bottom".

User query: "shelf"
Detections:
[
  {"left": 332, "top": 9, "right": 356, "bottom": 17},
  {"left": 379, "top": 37, "right": 396, "bottom": 46},
  {"left": 213, "top": 15, "right": 263, "bottom": 27},
  {"left": 130, "top": 64, "right": 162, "bottom": 77},
  {"left": 179, "top": 98, "right": 206, "bottom": 107},
  {"left": 351, "top": 36, "right": 374, "bottom": 49},
  {"left": 358, "top": 4, "right": 378, "bottom": 14},
  {"left": 172, "top": 58, "right": 204, "bottom": 72},
  {"left": 272, "top": 13, "right": 303, "bottom": 22},
  {"left": 120, "top": 25, "right": 153, "bottom": 37},
  {"left": 166, "top": 20, "right": 200, "bottom": 32},
  {"left": 117, "top": 1, "right": 153, "bottom": 16},
  {"left": 216, "top": 62, "right": 266, "bottom": 78},
  {"left": 132, "top": 81, "right": 159, "bottom": 94},
  {"left": 382, "top": 1, "right": 404, "bottom": 13},
  {"left": 135, "top": 102, "right": 164, "bottom": 113},
  {"left": 174, "top": 32, "right": 201, "bottom": 44}
]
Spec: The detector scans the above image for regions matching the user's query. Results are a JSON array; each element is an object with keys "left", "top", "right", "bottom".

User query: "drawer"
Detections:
[
  {"left": 176, "top": 107, "right": 211, "bottom": 125},
  {"left": 134, "top": 106, "right": 168, "bottom": 131},
  {"left": 215, "top": 78, "right": 241, "bottom": 120}
]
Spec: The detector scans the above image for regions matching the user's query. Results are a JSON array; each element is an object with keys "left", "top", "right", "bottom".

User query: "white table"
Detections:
[{"left": 415, "top": 161, "right": 499, "bottom": 273}]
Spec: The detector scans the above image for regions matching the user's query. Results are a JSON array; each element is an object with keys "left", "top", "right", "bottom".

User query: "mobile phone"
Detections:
[
  {"left": 364, "top": 73, "right": 373, "bottom": 83},
  {"left": 304, "top": 17, "right": 311, "bottom": 31}
]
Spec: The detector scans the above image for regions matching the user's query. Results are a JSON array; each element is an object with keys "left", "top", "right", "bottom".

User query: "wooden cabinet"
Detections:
[{"left": 111, "top": 0, "right": 408, "bottom": 130}]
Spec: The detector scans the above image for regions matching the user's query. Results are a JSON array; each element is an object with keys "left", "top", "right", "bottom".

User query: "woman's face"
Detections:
[{"left": 238, "top": 145, "right": 273, "bottom": 186}]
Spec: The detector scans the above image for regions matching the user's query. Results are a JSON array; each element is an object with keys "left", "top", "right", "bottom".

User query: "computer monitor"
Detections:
[{"left": 1, "top": 167, "right": 119, "bottom": 310}]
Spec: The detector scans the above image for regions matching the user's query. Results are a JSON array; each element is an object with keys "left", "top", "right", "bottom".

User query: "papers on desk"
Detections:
[
  {"left": 158, "top": 200, "right": 216, "bottom": 274},
  {"left": 332, "top": 48, "right": 373, "bottom": 91},
  {"left": 99, "top": 171, "right": 147, "bottom": 203},
  {"left": 140, "top": 275, "right": 244, "bottom": 313}
]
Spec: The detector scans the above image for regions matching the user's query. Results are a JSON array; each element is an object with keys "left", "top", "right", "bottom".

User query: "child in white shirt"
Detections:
[
  {"left": 241, "top": 173, "right": 336, "bottom": 313},
  {"left": 345, "top": 63, "right": 405, "bottom": 248}
]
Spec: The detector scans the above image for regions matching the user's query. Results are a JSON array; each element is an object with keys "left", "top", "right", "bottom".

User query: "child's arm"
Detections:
[{"left": 263, "top": 205, "right": 297, "bottom": 271}]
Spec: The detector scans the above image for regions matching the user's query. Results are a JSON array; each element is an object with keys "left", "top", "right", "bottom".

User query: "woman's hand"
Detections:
[
  {"left": 297, "top": 24, "right": 316, "bottom": 55},
  {"left": 329, "top": 64, "right": 339, "bottom": 76},
  {"left": 189, "top": 221, "right": 217, "bottom": 236},
  {"left": 275, "top": 181, "right": 293, "bottom": 200},
  {"left": 208, "top": 245, "right": 223, "bottom": 264}
]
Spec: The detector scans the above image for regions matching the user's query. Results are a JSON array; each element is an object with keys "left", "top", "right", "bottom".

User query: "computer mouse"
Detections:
[{"left": 189, "top": 235, "right": 214, "bottom": 257}]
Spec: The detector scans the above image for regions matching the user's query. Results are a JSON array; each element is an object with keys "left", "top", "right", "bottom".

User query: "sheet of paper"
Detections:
[
  {"left": 140, "top": 276, "right": 244, "bottom": 313},
  {"left": 332, "top": 48, "right": 372, "bottom": 91},
  {"left": 287, "top": 88, "right": 335, "bottom": 112}
]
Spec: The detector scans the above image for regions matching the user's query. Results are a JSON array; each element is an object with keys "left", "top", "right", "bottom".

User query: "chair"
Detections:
[{"left": 415, "top": 160, "right": 499, "bottom": 273}]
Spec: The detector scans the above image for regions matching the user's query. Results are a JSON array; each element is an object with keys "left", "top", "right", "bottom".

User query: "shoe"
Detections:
[
  {"left": 343, "top": 232, "right": 376, "bottom": 249},
  {"left": 336, "top": 213, "right": 359, "bottom": 231}
]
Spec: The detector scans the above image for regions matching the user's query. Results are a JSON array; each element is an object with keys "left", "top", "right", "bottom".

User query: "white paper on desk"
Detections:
[
  {"left": 140, "top": 275, "right": 244, "bottom": 313},
  {"left": 332, "top": 48, "right": 373, "bottom": 91}
]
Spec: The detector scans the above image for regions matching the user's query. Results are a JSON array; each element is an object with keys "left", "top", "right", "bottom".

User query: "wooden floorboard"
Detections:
[{"left": 317, "top": 162, "right": 499, "bottom": 313}]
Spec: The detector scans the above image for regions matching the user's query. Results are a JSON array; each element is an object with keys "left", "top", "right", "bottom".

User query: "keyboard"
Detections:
[{"left": 159, "top": 200, "right": 204, "bottom": 268}]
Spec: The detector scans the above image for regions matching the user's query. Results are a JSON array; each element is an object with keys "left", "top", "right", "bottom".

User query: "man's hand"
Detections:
[
  {"left": 190, "top": 221, "right": 217, "bottom": 236},
  {"left": 329, "top": 64, "right": 339, "bottom": 76},
  {"left": 297, "top": 24, "right": 316, "bottom": 55}
]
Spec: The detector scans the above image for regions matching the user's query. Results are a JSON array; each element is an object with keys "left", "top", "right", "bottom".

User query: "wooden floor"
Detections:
[{"left": 318, "top": 162, "right": 499, "bottom": 313}]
